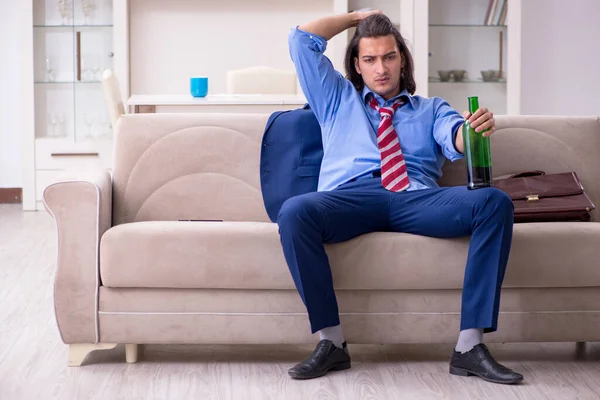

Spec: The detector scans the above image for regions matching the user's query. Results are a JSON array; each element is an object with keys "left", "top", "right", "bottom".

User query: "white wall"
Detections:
[
  {"left": 129, "top": 0, "right": 336, "bottom": 95},
  {"left": 520, "top": 0, "right": 600, "bottom": 115},
  {"left": 0, "top": 1, "right": 23, "bottom": 188}
]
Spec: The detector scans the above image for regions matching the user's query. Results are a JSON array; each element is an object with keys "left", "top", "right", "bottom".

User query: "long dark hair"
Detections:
[{"left": 344, "top": 14, "right": 416, "bottom": 94}]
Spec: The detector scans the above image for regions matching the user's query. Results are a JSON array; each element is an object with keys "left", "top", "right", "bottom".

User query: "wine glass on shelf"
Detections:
[
  {"left": 58, "top": 0, "right": 73, "bottom": 26},
  {"left": 81, "top": 55, "right": 93, "bottom": 81},
  {"left": 56, "top": 114, "right": 66, "bottom": 137},
  {"left": 84, "top": 113, "right": 96, "bottom": 138},
  {"left": 98, "top": 115, "right": 111, "bottom": 137},
  {"left": 45, "top": 57, "right": 56, "bottom": 82},
  {"left": 47, "top": 113, "right": 58, "bottom": 137},
  {"left": 90, "top": 56, "right": 101, "bottom": 81},
  {"left": 81, "top": 0, "right": 96, "bottom": 25}
]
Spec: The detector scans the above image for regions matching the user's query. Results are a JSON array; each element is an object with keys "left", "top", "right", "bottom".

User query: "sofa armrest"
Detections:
[{"left": 43, "top": 169, "right": 112, "bottom": 344}]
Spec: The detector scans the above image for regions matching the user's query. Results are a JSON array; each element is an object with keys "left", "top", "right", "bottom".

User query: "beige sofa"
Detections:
[{"left": 43, "top": 113, "right": 600, "bottom": 367}]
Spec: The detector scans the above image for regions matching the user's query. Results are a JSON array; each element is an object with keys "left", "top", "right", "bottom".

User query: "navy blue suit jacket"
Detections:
[{"left": 260, "top": 104, "right": 323, "bottom": 222}]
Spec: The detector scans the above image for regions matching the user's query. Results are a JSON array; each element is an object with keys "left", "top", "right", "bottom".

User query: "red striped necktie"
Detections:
[{"left": 368, "top": 95, "right": 410, "bottom": 192}]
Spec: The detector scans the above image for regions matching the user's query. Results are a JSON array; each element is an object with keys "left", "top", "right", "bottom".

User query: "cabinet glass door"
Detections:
[
  {"left": 33, "top": 0, "right": 76, "bottom": 140},
  {"left": 73, "top": 0, "right": 114, "bottom": 142},
  {"left": 33, "top": 0, "right": 113, "bottom": 142}
]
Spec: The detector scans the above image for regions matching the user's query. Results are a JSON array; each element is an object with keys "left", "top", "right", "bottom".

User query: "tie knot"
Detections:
[{"left": 368, "top": 95, "right": 404, "bottom": 118}]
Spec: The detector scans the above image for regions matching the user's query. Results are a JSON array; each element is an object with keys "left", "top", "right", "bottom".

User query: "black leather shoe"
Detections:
[
  {"left": 450, "top": 344, "right": 524, "bottom": 384},
  {"left": 288, "top": 340, "right": 351, "bottom": 380}
]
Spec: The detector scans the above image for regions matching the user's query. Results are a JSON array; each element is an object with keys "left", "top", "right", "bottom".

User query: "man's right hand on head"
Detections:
[
  {"left": 298, "top": 10, "right": 382, "bottom": 41},
  {"left": 351, "top": 9, "right": 383, "bottom": 26}
]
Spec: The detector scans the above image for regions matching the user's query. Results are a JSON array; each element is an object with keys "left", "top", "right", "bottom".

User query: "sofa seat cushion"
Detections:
[{"left": 100, "top": 221, "right": 600, "bottom": 290}]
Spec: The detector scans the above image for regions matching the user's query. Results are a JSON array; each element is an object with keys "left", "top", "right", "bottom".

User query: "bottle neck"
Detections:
[{"left": 468, "top": 97, "right": 479, "bottom": 114}]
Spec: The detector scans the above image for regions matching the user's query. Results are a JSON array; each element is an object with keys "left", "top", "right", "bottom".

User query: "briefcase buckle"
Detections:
[{"left": 526, "top": 194, "right": 540, "bottom": 203}]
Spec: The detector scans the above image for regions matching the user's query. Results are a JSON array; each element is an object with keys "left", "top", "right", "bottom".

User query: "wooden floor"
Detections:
[{"left": 2, "top": 204, "right": 600, "bottom": 400}]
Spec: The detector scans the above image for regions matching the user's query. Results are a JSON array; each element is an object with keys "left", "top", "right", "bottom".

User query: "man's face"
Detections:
[{"left": 354, "top": 35, "right": 404, "bottom": 101}]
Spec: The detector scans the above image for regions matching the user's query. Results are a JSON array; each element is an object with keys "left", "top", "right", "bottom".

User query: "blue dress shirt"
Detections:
[{"left": 288, "top": 27, "right": 465, "bottom": 192}]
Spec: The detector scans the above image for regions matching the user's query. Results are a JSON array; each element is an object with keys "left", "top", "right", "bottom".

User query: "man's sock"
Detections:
[
  {"left": 455, "top": 328, "right": 484, "bottom": 353},
  {"left": 318, "top": 325, "right": 345, "bottom": 349}
]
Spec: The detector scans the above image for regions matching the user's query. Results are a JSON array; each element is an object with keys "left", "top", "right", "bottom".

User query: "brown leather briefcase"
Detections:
[{"left": 493, "top": 171, "right": 596, "bottom": 223}]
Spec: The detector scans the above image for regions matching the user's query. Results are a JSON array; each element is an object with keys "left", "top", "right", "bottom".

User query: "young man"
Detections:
[{"left": 279, "top": 11, "right": 523, "bottom": 384}]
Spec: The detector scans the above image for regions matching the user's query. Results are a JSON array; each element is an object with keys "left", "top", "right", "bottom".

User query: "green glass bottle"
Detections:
[{"left": 462, "top": 96, "right": 492, "bottom": 189}]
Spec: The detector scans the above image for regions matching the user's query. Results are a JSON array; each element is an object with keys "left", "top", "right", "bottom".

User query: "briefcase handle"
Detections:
[{"left": 495, "top": 170, "right": 546, "bottom": 180}]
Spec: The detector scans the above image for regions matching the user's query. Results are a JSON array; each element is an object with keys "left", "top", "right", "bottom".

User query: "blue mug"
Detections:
[{"left": 190, "top": 76, "right": 208, "bottom": 97}]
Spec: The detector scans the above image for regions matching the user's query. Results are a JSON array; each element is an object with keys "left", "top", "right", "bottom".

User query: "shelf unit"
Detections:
[
  {"left": 23, "top": 0, "right": 116, "bottom": 210},
  {"left": 428, "top": 79, "right": 507, "bottom": 84},
  {"left": 400, "top": 0, "right": 520, "bottom": 115}
]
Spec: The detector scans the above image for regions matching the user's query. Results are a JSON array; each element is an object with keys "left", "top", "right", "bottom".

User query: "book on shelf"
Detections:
[{"left": 484, "top": 0, "right": 508, "bottom": 25}]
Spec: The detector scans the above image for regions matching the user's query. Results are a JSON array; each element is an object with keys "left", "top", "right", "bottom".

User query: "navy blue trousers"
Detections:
[{"left": 277, "top": 176, "right": 514, "bottom": 334}]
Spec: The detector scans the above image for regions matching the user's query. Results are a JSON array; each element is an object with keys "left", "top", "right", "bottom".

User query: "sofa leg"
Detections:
[
  {"left": 125, "top": 344, "right": 139, "bottom": 364},
  {"left": 576, "top": 341, "right": 587, "bottom": 359},
  {"left": 68, "top": 343, "right": 118, "bottom": 367}
]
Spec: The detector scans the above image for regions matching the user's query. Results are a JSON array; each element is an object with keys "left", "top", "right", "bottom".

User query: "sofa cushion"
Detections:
[
  {"left": 100, "top": 221, "right": 600, "bottom": 290},
  {"left": 111, "top": 114, "right": 272, "bottom": 226}
]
